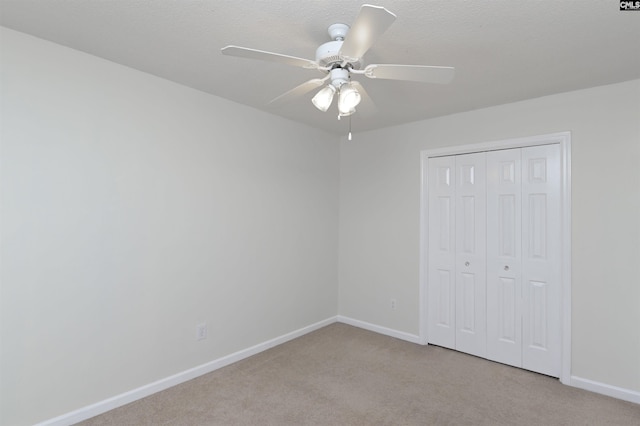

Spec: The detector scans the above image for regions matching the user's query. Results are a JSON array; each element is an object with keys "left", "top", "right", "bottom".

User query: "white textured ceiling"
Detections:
[{"left": 1, "top": 0, "right": 639, "bottom": 135}]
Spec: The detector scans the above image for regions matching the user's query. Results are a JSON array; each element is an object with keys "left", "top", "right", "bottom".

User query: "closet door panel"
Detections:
[
  {"left": 427, "top": 156, "right": 456, "bottom": 349},
  {"left": 521, "top": 144, "right": 561, "bottom": 377},
  {"left": 455, "top": 153, "right": 487, "bottom": 358},
  {"left": 487, "top": 149, "right": 523, "bottom": 367}
]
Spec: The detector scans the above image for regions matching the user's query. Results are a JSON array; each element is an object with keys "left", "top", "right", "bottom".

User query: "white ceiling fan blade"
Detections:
[
  {"left": 269, "top": 76, "right": 330, "bottom": 107},
  {"left": 351, "top": 81, "right": 377, "bottom": 116},
  {"left": 364, "top": 64, "right": 455, "bottom": 84},
  {"left": 221, "top": 45, "right": 318, "bottom": 69},
  {"left": 339, "top": 4, "right": 396, "bottom": 62}
]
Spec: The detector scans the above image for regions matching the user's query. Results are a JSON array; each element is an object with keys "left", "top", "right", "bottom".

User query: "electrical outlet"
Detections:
[
  {"left": 196, "top": 322, "right": 207, "bottom": 341},
  {"left": 390, "top": 299, "right": 397, "bottom": 310}
]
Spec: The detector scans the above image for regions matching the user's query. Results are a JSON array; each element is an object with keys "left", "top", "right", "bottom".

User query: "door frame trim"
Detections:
[{"left": 419, "top": 131, "right": 572, "bottom": 384}]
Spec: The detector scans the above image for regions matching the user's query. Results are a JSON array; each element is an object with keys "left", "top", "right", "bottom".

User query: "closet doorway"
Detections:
[{"left": 419, "top": 132, "right": 571, "bottom": 383}]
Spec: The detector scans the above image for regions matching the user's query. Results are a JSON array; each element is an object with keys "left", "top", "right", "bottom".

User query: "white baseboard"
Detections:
[
  {"left": 36, "top": 316, "right": 338, "bottom": 426},
  {"left": 36, "top": 316, "right": 639, "bottom": 425},
  {"left": 339, "top": 318, "right": 640, "bottom": 406},
  {"left": 337, "top": 315, "right": 422, "bottom": 344},
  {"left": 570, "top": 375, "right": 640, "bottom": 404}
]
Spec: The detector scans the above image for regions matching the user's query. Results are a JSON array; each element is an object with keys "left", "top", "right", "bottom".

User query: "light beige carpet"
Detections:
[{"left": 79, "top": 323, "right": 640, "bottom": 425}]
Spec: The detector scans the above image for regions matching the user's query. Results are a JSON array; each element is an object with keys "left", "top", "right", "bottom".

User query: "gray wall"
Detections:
[
  {"left": 339, "top": 79, "right": 640, "bottom": 393},
  {"left": 0, "top": 28, "right": 339, "bottom": 425}
]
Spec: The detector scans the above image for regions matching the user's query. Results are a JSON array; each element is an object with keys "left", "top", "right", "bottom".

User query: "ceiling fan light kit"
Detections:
[
  {"left": 337, "top": 83, "right": 361, "bottom": 116},
  {"left": 221, "top": 4, "right": 455, "bottom": 126},
  {"left": 311, "top": 84, "right": 336, "bottom": 112},
  {"left": 310, "top": 67, "right": 362, "bottom": 115}
]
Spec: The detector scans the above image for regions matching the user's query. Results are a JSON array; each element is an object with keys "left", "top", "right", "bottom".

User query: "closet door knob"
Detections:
[
  {"left": 465, "top": 261, "right": 470, "bottom": 267},
  {"left": 504, "top": 265, "right": 510, "bottom": 271}
]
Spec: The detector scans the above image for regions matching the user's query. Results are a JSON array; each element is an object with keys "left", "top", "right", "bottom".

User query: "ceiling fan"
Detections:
[{"left": 221, "top": 4, "right": 455, "bottom": 118}]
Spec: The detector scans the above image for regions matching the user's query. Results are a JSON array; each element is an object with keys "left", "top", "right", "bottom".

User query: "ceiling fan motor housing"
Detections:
[
  {"left": 315, "top": 23, "right": 361, "bottom": 69},
  {"left": 316, "top": 41, "right": 343, "bottom": 67}
]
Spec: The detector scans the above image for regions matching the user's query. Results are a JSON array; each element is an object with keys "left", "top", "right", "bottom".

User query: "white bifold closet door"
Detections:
[
  {"left": 486, "top": 144, "right": 561, "bottom": 377},
  {"left": 428, "top": 144, "right": 561, "bottom": 378},
  {"left": 454, "top": 153, "right": 486, "bottom": 358},
  {"left": 427, "top": 153, "right": 487, "bottom": 359},
  {"left": 486, "top": 148, "right": 523, "bottom": 367},
  {"left": 427, "top": 155, "right": 457, "bottom": 350}
]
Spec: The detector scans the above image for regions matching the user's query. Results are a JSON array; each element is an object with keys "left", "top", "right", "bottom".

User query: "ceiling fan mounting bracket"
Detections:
[{"left": 327, "top": 23, "right": 349, "bottom": 41}]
